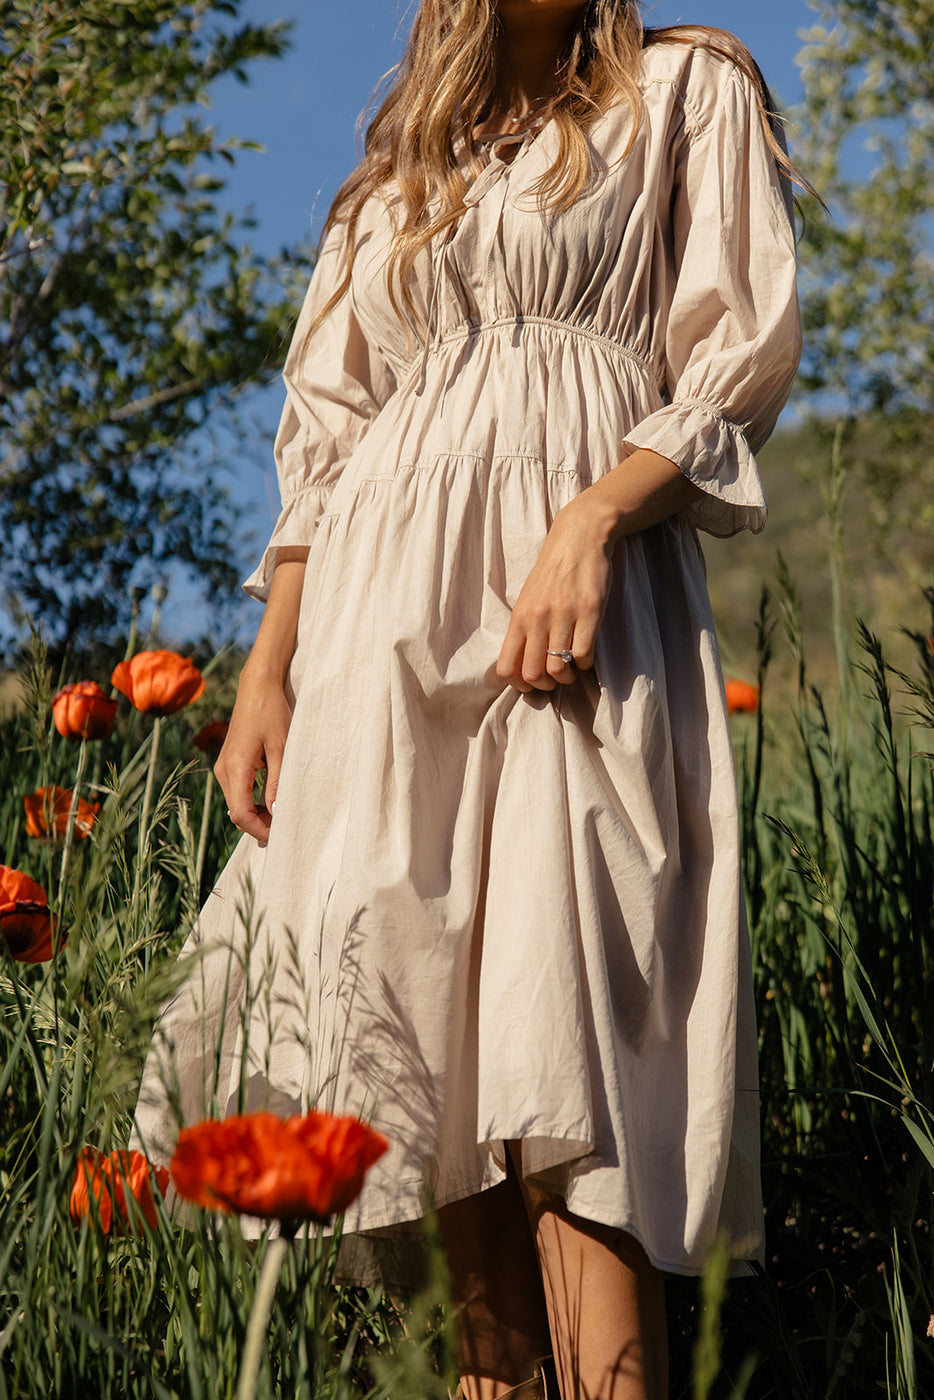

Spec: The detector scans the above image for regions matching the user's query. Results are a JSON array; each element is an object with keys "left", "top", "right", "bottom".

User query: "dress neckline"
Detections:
[
  {"left": 472, "top": 113, "right": 551, "bottom": 166},
  {"left": 474, "top": 109, "right": 550, "bottom": 144}
]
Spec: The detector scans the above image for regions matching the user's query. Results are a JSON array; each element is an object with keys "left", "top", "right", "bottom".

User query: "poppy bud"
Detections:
[
  {"left": 70, "top": 1148, "right": 168, "bottom": 1233},
  {"left": 52, "top": 681, "right": 118, "bottom": 741}
]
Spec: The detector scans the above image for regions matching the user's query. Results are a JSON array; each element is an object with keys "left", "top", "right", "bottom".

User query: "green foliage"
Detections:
[
  {"left": 796, "top": 0, "right": 934, "bottom": 418},
  {"left": 0, "top": 1, "right": 311, "bottom": 653},
  {"left": 5, "top": 582, "right": 934, "bottom": 1396},
  {"left": 793, "top": 0, "right": 934, "bottom": 548},
  {"left": 668, "top": 578, "right": 934, "bottom": 1399},
  {"left": 0, "top": 638, "right": 455, "bottom": 1398}
]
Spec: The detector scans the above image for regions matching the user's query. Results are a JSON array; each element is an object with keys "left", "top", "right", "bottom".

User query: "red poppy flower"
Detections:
[
  {"left": 23, "top": 786, "right": 99, "bottom": 841},
  {"left": 192, "top": 719, "right": 229, "bottom": 760},
  {"left": 51, "top": 680, "right": 118, "bottom": 741},
  {"left": 724, "top": 679, "right": 760, "bottom": 714},
  {"left": 111, "top": 650, "right": 205, "bottom": 716},
  {"left": 70, "top": 1148, "right": 169, "bottom": 1233},
  {"left": 170, "top": 1111, "right": 389, "bottom": 1222},
  {"left": 0, "top": 865, "right": 59, "bottom": 962}
]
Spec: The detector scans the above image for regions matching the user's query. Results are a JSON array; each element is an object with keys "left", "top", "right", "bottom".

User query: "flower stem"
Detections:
[
  {"left": 235, "top": 1233, "right": 290, "bottom": 1400},
  {"left": 123, "top": 587, "right": 143, "bottom": 664},
  {"left": 56, "top": 738, "right": 88, "bottom": 927},
  {"left": 195, "top": 768, "right": 214, "bottom": 893},
  {"left": 133, "top": 715, "right": 162, "bottom": 906}
]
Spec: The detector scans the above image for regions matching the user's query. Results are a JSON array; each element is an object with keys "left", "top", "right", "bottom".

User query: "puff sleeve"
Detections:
[
  {"left": 623, "top": 56, "right": 802, "bottom": 537},
  {"left": 243, "top": 222, "right": 397, "bottom": 601}
]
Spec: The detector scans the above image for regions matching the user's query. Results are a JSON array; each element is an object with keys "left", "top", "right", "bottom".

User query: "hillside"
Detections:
[{"left": 704, "top": 419, "right": 934, "bottom": 689}]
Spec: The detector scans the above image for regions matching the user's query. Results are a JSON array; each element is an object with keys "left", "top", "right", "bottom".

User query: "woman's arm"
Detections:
[
  {"left": 242, "top": 220, "right": 397, "bottom": 604},
  {"left": 495, "top": 447, "right": 701, "bottom": 692},
  {"left": 498, "top": 55, "right": 802, "bottom": 696},
  {"left": 215, "top": 546, "right": 309, "bottom": 842}
]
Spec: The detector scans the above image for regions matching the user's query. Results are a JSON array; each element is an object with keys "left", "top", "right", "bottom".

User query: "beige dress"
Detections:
[{"left": 133, "top": 40, "right": 801, "bottom": 1277}]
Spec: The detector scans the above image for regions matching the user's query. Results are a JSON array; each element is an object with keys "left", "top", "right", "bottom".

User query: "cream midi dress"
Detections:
[{"left": 133, "top": 41, "right": 801, "bottom": 1277}]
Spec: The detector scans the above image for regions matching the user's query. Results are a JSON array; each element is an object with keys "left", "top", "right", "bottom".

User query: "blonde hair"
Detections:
[{"left": 311, "top": 2, "right": 809, "bottom": 336}]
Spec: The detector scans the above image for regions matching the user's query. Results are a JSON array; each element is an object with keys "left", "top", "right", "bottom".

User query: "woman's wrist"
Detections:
[
  {"left": 560, "top": 487, "right": 621, "bottom": 554},
  {"left": 240, "top": 643, "right": 293, "bottom": 690},
  {"left": 583, "top": 447, "right": 702, "bottom": 547},
  {"left": 244, "top": 555, "right": 309, "bottom": 685}
]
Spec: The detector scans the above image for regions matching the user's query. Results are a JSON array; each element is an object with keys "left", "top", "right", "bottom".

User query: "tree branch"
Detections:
[{"left": 107, "top": 379, "right": 204, "bottom": 422}]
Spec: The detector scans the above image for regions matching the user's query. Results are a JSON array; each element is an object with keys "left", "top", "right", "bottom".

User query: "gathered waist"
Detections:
[{"left": 400, "top": 314, "right": 661, "bottom": 395}]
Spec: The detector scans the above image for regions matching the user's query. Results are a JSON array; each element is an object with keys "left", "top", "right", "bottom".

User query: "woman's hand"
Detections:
[
  {"left": 215, "top": 549, "right": 309, "bottom": 843},
  {"left": 214, "top": 661, "right": 293, "bottom": 843},
  {"left": 496, "top": 493, "right": 616, "bottom": 692},
  {"left": 495, "top": 448, "right": 702, "bottom": 693}
]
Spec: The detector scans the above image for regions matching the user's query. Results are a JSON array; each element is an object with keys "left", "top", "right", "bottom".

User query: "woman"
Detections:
[{"left": 133, "top": 2, "right": 802, "bottom": 1396}]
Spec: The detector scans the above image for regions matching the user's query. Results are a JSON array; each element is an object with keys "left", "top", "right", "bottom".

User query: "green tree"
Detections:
[
  {"left": 794, "top": 0, "right": 934, "bottom": 546},
  {"left": 0, "top": 0, "right": 309, "bottom": 653}
]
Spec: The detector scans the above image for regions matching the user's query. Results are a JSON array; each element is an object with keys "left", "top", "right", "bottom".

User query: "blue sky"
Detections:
[{"left": 173, "top": 0, "right": 820, "bottom": 639}]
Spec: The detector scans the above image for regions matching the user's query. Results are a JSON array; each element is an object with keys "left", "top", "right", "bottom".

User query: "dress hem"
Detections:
[{"left": 334, "top": 1178, "right": 764, "bottom": 1283}]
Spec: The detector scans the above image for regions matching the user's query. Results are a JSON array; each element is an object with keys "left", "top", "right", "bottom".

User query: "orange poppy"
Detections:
[
  {"left": 724, "top": 679, "right": 760, "bottom": 714},
  {"left": 51, "top": 680, "right": 118, "bottom": 742},
  {"left": 23, "top": 786, "right": 99, "bottom": 841},
  {"left": 192, "top": 719, "right": 230, "bottom": 759},
  {"left": 111, "top": 650, "right": 205, "bottom": 716},
  {"left": 0, "top": 865, "right": 59, "bottom": 962},
  {"left": 70, "top": 1148, "right": 169, "bottom": 1234},
  {"left": 170, "top": 1111, "right": 389, "bottom": 1222}
]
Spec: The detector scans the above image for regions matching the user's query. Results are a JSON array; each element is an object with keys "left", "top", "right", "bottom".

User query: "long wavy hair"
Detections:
[{"left": 310, "top": 0, "right": 808, "bottom": 336}]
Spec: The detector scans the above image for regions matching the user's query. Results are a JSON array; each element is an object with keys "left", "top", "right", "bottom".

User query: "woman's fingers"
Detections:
[
  {"left": 497, "top": 616, "right": 565, "bottom": 691},
  {"left": 496, "top": 496, "right": 614, "bottom": 693},
  {"left": 544, "top": 641, "right": 578, "bottom": 685},
  {"left": 568, "top": 605, "right": 602, "bottom": 672},
  {"left": 497, "top": 584, "right": 598, "bottom": 691},
  {"left": 216, "top": 748, "right": 271, "bottom": 844},
  {"left": 498, "top": 614, "right": 584, "bottom": 692},
  {"left": 521, "top": 617, "right": 558, "bottom": 691},
  {"left": 496, "top": 621, "right": 534, "bottom": 693},
  {"left": 497, "top": 606, "right": 586, "bottom": 692},
  {"left": 215, "top": 696, "right": 292, "bottom": 845},
  {"left": 260, "top": 736, "right": 286, "bottom": 816}
]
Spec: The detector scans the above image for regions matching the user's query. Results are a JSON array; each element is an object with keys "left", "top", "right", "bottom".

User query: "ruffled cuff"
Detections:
[
  {"left": 241, "top": 485, "right": 334, "bottom": 603},
  {"left": 622, "top": 399, "right": 767, "bottom": 538}
]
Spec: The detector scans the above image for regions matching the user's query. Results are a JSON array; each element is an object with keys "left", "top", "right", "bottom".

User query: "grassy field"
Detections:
[{"left": 1, "top": 460, "right": 933, "bottom": 1397}]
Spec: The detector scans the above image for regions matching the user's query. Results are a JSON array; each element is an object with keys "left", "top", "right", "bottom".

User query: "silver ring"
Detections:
[{"left": 546, "top": 648, "right": 574, "bottom": 665}]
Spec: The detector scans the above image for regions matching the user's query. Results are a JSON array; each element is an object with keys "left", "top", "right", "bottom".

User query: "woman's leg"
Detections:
[
  {"left": 514, "top": 1156, "right": 668, "bottom": 1400},
  {"left": 437, "top": 1155, "right": 553, "bottom": 1400}
]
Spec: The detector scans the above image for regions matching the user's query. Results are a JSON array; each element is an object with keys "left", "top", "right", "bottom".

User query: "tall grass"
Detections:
[
  {"left": 676, "top": 577, "right": 934, "bottom": 1399},
  {"left": 0, "top": 638, "right": 452, "bottom": 1398},
  {"left": 1, "top": 567, "right": 933, "bottom": 1397}
]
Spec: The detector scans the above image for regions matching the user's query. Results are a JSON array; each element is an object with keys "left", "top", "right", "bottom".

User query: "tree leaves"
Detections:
[
  {"left": 0, "top": 0, "right": 310, "bottom": 654},
  {"left": 789, "top": 0, "right": 934, "bottom": 562},
  {"left": 795, "top": 0, "right": 934, "bottom": 422}
]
